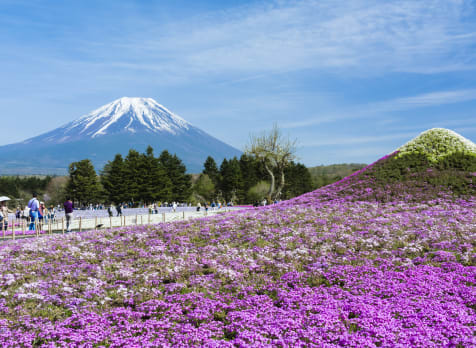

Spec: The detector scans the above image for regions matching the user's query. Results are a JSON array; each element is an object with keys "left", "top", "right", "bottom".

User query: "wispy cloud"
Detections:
[
  {"left": 4, "top": 0, "right": 473, "bottom": 85},
  {"left": 282, "top": 88, "right": 476, "bottom": 129},
  {"left": 115, "top": 0, "right": 476, "bottom": 79},
  {"left": 384, "top": 89, "right": 476, "bottom": 108},
  {"left": 300, "top": 132, "right": 417, "bottom": 147}
]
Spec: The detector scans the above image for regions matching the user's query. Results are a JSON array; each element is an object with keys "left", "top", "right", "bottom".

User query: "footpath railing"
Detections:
[{"left": 0, "top": 209, "right": 234, "bottom": 241}]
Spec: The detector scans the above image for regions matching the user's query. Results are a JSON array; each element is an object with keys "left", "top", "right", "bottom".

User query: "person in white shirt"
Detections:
[
  {"left": 27, "top": 193, "right": 40, "bottom": 230},
  {"left": 0, "top": 201, "right": 13, "bottom": 231}
]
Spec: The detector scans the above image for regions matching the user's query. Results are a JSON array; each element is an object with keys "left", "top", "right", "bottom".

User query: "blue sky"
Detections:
[{"left": 1, "top": 0, "right": 476, "bottom": 166}]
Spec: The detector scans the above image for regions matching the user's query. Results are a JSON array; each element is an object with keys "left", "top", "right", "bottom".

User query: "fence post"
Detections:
[
  {"left": 79, "top": 217, "right": 82, "bottom": 232},
  {"left": 11, "top": 221, "right": 14, "bottom": 239},
  {"left": 135, "top": 215, "right": 138, "bottom": 226},
  {"left": 148, "top": 213, "right": 150, "bottom": 224},
  {"left": 62, "top": 218, "right": 64, "bottom": 234},
  {"left": 22, "top": 220, "right": 25, "bottom": 235},
  {"left": 36, "top": 220, "right": 39, "bottom": 237},
  {"left": 162, "top": 212, "right": 165, "bottom": 222},
  {"left": 183, "top": 211, "right": 185, "bottom": 219},
  {"left": 95, "top": 217, "right": 97, "bottom": 231},
  {"left": 110, "top": 217, "right": 112, "bottom": 229}
]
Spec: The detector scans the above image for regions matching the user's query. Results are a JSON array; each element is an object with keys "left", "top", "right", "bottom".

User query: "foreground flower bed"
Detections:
[{"left": 0, "top": 184, "right": 474, "bottom": 346}]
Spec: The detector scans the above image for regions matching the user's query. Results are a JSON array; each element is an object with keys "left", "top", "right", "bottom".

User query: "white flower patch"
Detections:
[
  {"left": 62, "top": 286, "right": 75, "bottom": 293},
  {"left": 150, "top": 245, "right": 166, "bottom": 253},
  {"left": 79, "top": 251, "right": 96, "bottom": 260},
  {"left": 216, "top": 268, "right": 239, "bottom": 281},
  {"left": 85, "top": 277, "right": 105, "bottom": 291},
  {"left": 397, "top": 128, "right": 476, "bottom": 161},
  {"left": 117, "top": 268, "right": 133, "bottom": 278},
  {"left": 69, "top": 246, "right": 81, "bottom": 253},
  {"left": 16, "top": 292, "right": 44, "bottom": 301},
  {"left": 22, "top": 281, "right": 41, "bottom": 290},
  {"left": 3, "top": 274, "right": 15, "bottom": 286}
]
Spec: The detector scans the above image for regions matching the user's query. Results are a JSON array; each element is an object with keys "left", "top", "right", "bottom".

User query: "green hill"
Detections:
[
  {"left": 330, "top": 128, "right": 476, "bottom": 201},
  {"left": 308, "top": 163, "right": 366, "bottom": 188}
]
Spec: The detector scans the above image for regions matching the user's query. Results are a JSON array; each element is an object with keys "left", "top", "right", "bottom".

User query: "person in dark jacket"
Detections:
[
  {"left": 63, "top": 197, "right": 74, "bottom": 232},
  {"left": 116, "top": 204, "right": 122, "bottom": 217}
]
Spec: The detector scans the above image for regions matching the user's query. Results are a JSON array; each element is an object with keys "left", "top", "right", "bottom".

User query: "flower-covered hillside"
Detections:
[
  {"left": 0, "top": 177, "right": 474, "bottom": 346},
  {"left": 324, "top": 129, "right": 476, "bottom": 201}
]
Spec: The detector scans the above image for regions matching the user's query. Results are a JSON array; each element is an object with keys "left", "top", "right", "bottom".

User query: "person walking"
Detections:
[
  {"left": 28, "top": 193, "right": 40, "bottom": 230},
  {"left": 48, "top": 205, "right": 56, "bottom": 223},
  {"left": 63, "top": 197, "right": 74, "bottom": 232},
  {"left": 116, "top": 203, "right": 122, "bottom": 217},
  {"left": 0, "top": 200, "right": 13, "bottom": 232},
  {"left": 38, "top": 201, "right": 46, "bottom": 229}
]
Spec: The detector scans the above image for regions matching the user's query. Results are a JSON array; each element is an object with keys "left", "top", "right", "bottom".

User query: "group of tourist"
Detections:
[
  {"left": 23, "top": 193, "right": 74, "bottom": 232},
  {"left": 0, "top": 193, "right": 241, "bottom": 234}
]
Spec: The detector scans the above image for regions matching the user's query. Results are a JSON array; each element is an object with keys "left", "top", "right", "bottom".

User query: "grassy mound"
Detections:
[{"left": 327, "top": 129, "right": 476, "bottom": 202}]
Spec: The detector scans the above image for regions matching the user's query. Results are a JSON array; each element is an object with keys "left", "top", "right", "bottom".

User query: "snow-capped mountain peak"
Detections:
[
  {"left": 3, "top": 97, "right": 242, "bottom": 174},
  {"left": 64, "top": 97, "right": 191, "bottom": 139}
]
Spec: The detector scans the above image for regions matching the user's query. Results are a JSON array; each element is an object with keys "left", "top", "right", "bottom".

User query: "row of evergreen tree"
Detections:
[
  {"left": 197, "top": 155, "right": 312, "bottom": 203},
  {"left": 65, "top": 146, "right": 313, "bottom": 206},
  {"left": 66, "top": 147, "right": 191, "bottom": 206}
]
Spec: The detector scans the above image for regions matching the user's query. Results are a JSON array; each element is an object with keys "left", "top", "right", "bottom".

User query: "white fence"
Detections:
[{"left": 0, "top": 208, "right": 235, "bottom": 240}]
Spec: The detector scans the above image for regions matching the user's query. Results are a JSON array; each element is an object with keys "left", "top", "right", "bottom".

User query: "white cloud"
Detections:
[
  {"left": 390, "top": 89, "right": 476, "bottom": 107},
  {"left": 300, "top": 132, "right": 417, "bottom": 147},
  {"left": 3, "top": 0, "right": 476, "bottom": 86},
  {"left": 109, "top": 0, "right": 476, "bottom": 79},
  {"left": 282, "top": 88, "right": 476, "bottom": 129}
]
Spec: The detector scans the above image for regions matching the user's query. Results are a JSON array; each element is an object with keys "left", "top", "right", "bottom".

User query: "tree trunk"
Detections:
[
  {"left": 275, "top": 168, "right": 285, "bottom": 200},
  {"left": 264, "top": 163, "right": 275, "bottom": 199}
]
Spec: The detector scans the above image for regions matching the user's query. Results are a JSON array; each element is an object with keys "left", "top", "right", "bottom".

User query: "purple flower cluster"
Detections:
[{"left": 0, "top": 177, "right": 474, "bottom": 346}]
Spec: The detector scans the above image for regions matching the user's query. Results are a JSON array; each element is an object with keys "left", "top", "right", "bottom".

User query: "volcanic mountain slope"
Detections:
[
  {"left": 0, "top": 97, "right": 242, "bottom": 174},
  {"left": 319, "top": 128, "right": 476, "bottom": 202}
]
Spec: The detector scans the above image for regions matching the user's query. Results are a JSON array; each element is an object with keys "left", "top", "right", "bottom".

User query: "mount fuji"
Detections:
[{"left": 0, "top": 97, "right": 242, "bottom": 174}]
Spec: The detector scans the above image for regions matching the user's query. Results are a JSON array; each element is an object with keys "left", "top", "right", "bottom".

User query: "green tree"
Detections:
[
  {"left": 193, "top": 174, "right": 215, "bottom": 202},
  {"left": 239, "top": 154, "right": 263, "bottom": 202},
  {"left": 282, "top": 162, "right": 313, "bottom": 198},
  {"left": 219, "top": 157, "right": 243, "bottom": 203},
  {"left": 101, "top": 154, "right": 127, "bottom": 204},
  {"left": 247, "top": 180, "right": 269, "bottom": 203},
  {"left": 159, "top": 150, "right": 192, "bottom": 201},
  {"left": 140, "top": 146, "right": 172, "bottom": 203},
  {"left": 123, "top": 149, "right": 143, "bottom": 204},
  {"left": 44, "top": 176, "right": 69, "bottom": 205},
  {"left": 66, "top": 159, "right": 102, "bottom": 205},
  {"left": 203, "top": 156, "right": 220, "bottom": 187}
]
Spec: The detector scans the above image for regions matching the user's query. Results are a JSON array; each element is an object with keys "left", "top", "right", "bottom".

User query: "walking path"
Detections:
[{"left": 1, "top": 207, "right": 245, "bottom": 240}]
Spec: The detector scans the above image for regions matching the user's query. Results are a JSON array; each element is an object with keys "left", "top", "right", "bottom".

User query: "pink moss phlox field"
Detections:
[{"left": 0, "top": 174, "right": 474, "bottom": 346}]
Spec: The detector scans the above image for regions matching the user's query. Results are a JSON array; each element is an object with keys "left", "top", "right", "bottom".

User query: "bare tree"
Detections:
[{"left": 245, "top": 124, "right": 297, "bottom": 200}]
